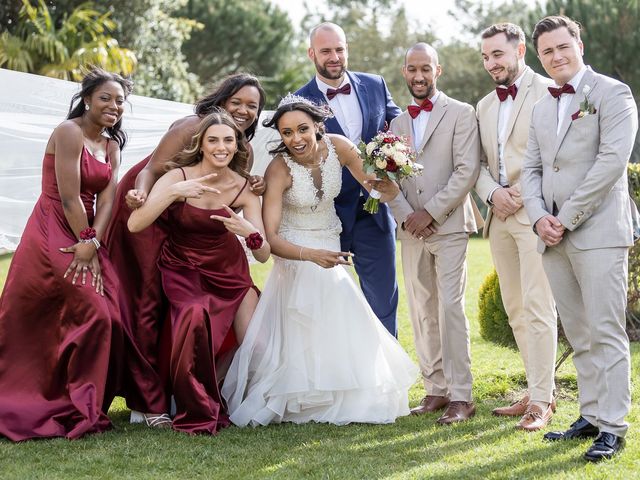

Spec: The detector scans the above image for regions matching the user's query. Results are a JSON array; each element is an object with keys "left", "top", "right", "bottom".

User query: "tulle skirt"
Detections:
[{"left": 222, "top": 243, "right": 418, "bottom": 427}]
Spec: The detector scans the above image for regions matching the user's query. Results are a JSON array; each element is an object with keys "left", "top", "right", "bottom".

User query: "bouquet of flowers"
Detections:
[{"left": 359, "top": 131, "right": 422, "bottom": 213}]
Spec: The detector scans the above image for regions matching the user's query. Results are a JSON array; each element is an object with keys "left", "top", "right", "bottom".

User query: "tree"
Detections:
[
  {"left": 178, "top": 0, "right": 296, "bottom": 88},
  {"left": 0, "top": 0, "right": 136, "bottom": 81}
]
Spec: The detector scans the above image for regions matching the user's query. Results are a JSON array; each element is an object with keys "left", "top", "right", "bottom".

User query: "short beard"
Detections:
[
  {"left": 494, "top": 62, "right": 519, "bottom": 86},
  {"left": 408, "top": 83, "right": 434, "bottom": 100},
  {"left": 315, "top": 59, "right": 346, "bottom": 80}
]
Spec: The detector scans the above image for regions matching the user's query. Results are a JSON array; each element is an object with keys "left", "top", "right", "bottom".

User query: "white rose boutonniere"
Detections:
[{"left": 572, "top": 84, "right": 597, "bottom": 120}]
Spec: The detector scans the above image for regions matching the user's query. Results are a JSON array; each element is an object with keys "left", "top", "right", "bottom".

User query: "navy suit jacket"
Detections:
[{"left": 295, "top": 71, "right": 401, "bottom": 235}]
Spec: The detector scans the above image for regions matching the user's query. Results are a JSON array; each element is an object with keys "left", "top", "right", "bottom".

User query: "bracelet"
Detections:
[
  {"left": 246, "top": 231, "right": 264, "bottom": 250},
  {"left": 79, "top": 227, "right": 96, "bottom": 241},
  {"left": 299, "top": 246, "right": 304, "bottom": 261}
]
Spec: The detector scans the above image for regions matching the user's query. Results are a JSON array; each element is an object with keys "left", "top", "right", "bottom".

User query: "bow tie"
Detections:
[
  {"left": 326, "top": 84, "right": 351, "bottom": 100},
  {"left": 496, "top": 84, "right": 518, "bottom": 102},
  {"left": 548, "top": 83, "right": 576, "bottom": 98},
  {"left": 408, "top": 98, "right": 434, "bottom": 119}
]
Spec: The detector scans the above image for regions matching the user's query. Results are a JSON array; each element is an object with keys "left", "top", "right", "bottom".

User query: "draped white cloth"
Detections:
[{"left": 0, "top": 68, "right": 278, "bottom": 251}]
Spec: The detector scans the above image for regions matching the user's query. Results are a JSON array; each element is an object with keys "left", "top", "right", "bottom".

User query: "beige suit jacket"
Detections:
[
  {"left": 475, "top": 68, "right": 553, "bottom": 237},
  {"left": 388, "top": 91, "right": 482, "bottom": 239},
  {"left": 522, "top": 67, "right": 639, "bottom": 253}
]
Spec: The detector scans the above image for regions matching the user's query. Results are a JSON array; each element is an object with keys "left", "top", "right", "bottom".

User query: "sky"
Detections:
[{"left": 270, "top": 0, "right": 539, "bottom": 42}]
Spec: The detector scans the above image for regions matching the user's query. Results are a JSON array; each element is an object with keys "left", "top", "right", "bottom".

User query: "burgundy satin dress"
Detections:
[
  {"left": 161, "top": 189, "right": 256, "bottom": 435},
  {"left": 103, "top": 157, "right": 169, "bottom": 415},
  {"left": 0, "top": 148, "right": 116, "bottom": 441}
]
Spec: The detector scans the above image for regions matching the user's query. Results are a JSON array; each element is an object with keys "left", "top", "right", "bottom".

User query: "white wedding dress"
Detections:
[{"left": 222, "top": 137, "right": 418, "bottom": 426}]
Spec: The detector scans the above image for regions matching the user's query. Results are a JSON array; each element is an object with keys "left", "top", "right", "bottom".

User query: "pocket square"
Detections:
[{"left": 571, "top": 109, "right": 597, "bottom": 121}]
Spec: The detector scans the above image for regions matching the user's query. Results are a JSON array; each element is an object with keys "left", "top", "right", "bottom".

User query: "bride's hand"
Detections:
[
  {"left": 304, "top": 248, "right": 353, "bottom": 268},
  {"left": 210, "top": 205, "right": 258, "bottom": 237}
]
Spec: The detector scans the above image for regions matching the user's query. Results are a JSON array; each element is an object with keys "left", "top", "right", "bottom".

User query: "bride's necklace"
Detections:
[{"left": 294, "top": 143, "right": 324, "bottom": 169}]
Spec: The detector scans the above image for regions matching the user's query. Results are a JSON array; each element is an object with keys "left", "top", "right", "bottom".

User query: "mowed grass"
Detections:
[{"left": 0, "top": 239, "right": 639, "bottom": 479}]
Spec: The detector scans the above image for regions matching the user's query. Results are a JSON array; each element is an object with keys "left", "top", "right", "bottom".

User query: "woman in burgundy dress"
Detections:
[
  {"left": 127, "top": 111, "right": 270, "bottom": 435},
  {"left": 0, "top": 68, "right": 132, "bottom": 441},
  {"left": 103, "top": 74, "right": 266, "bottom": 427}
]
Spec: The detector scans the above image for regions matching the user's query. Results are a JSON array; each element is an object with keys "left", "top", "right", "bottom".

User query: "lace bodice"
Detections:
[{"left": 279, "top": 136, "right": 342, "bottom": 249}]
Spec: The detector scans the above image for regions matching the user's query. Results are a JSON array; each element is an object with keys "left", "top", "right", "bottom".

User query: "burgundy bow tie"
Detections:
[
  {"left": 548, "top": 83, "right": 576, "bottom": 98},
  {"left": 407, "top": 99, "right": 434, "bottom": 119},
  {"left": 496, "top": 84, "right": 518, "bottom": 102},
  {"left": 326, "top": 83, "right": 351, "bottom": 100}
]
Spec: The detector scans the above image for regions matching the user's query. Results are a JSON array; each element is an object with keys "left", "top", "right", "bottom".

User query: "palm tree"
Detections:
[{"left": 0, "top": 0, "right": 136, "bottom": 81}]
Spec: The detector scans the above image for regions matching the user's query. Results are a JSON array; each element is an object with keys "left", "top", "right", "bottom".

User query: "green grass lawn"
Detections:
[{"left": 0, "top": 239, "right": 638, "bottom": 479}]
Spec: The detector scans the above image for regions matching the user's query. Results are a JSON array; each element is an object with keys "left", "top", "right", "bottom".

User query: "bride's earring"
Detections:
[{"left": 85, "top": 103, "right": 90, "bottom": 111}]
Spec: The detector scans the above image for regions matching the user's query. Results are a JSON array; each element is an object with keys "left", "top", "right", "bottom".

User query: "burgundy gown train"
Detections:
[
  {"left": 0, "top": 148, "right": 117, "bottom": 441},
  {"left": 102, "top": 157, "right": 169, "bottom": 414},
  {"left": 161, "top": 178, "right": 256, "bottom": 435}
]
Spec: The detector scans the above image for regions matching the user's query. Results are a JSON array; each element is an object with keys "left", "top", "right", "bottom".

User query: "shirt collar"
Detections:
[
  {"left": 411, "top": 90, "right": 439, "bottom": 107},
  {"left": 316, "top": 75, "right": 350, "bottom": 96},
  {"left": 555, "top": 65, "right": 587, "bottom": 90}
]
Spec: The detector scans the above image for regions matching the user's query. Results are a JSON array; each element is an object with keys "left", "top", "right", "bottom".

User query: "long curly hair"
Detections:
[
  {"left": 167, "top": 109, "right": 250, "bottom": 178},
  {"left": 67, "top": 67, "right": 133, "bottom": 150},
  {"left": 194, "top": 73, "right": 266, "bottom": 141}
]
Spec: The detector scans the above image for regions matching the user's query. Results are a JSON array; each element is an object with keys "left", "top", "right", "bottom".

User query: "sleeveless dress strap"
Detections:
[
  {"left": 228, "top": 178, "right": 249, "bottom": 209},
  {"left": 178, "top": 167, "right": 187, "bottom": 181}
]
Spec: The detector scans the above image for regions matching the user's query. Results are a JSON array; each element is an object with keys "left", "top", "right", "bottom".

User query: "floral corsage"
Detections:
[{"left": 571, "top": 85, "right": 597, "bottom": 120}]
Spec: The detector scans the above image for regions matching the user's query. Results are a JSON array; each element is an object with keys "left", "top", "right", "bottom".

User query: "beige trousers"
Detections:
[
  {"left": 542, "top": 239, "right": 631, "bottom": 437},
  {"left": 401, "top": 232, "right": 473, "bottom": 402},
  {"left": 489, "top": 214, "right": 557, "bottom": 403}
]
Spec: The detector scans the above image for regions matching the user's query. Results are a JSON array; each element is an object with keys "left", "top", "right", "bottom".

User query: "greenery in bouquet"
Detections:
[{"left": 358, "top": 132, "right": 422, "bottom": 213}]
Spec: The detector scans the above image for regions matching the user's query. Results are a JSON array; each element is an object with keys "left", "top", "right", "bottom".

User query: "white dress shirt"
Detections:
[
  {"left": 316, "top": 75, "right": 363, "bottom": 144},
  {"left": 410, "top": 91, "right": 440, "bottom": 151},
  {"left": 556, "top": 66, "right": 587, "bottom": 134}
]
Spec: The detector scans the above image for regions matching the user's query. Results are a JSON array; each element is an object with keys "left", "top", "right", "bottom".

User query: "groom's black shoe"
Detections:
[
  {"left": 543, "top": 416, "right": 599, "bottom": 441},
  {"left": 584, "top": 432, "right": 625, "bottom": 462}
]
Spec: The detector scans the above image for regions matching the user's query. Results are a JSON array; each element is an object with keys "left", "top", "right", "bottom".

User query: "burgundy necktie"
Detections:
[
  {"left": 496, "top": 84, "right": 518, "bottom": 102},
  {"left": 326, "top": 83, "right": 351, "bottom": 100},
  {"left": 548, "top": 83, "right": 576, "bottom": 98},
  {"left": 407, "top": 98, "right": 434, "bottom": 119}
]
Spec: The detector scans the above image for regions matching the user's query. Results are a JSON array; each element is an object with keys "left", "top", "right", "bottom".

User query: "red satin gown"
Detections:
[
  {"left": 0, "top": 147, "right": 117, "bottom": 441},
  {"left": 102, "top": 157, "right": 169, "bottom": 414},
  {"left": 161, "top": 177, "right": 256, "bottom": 435}
]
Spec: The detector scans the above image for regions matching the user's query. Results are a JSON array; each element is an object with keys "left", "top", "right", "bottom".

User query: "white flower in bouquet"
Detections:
[
  {"left": 393, "top": 152, "right": 409, "bottom": 166},
  {"left": 365, "top": 141, "right": 377, "bottom": 156},
  {"left": 381, "top": 143, "right": 395, "bottom": 156},
  {"left": 375, "top": 158, "right": 388, "bottom": 169}
]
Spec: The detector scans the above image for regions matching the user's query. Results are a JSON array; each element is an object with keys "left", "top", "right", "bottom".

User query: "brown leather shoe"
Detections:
[
  {"left": 437, "top": 401, "right": 476, "bottom": 425},
  {"left": 410, "top": 395, "right": 450, "bottom": 415},
  {"left": 516, "top": 404, "right": 553, "bottom": 431},
  {"left": 492, "top": 395, "right": 529, "bottom": 417}
]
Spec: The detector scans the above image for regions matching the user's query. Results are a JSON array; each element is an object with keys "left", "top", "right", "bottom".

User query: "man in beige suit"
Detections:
[
  {"left": 522, "top": 15, "right": 637, "bottom": 461},
  {"left": 475, "top": 23, "right": 557, "bottom": 431},
  {"left": 389, "top": 43, "right": 481, "bottom": 424}
]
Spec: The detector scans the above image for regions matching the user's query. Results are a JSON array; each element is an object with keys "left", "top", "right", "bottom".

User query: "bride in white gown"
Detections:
[{"left": 222, "top": 95, "right": 418, "bottom": 426}]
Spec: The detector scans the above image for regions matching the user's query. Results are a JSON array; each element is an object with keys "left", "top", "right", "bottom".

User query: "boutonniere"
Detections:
[{"left": 571, "top": 85, "right": 597, "bottom": 120}]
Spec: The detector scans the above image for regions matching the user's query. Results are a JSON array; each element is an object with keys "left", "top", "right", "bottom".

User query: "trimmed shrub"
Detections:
[{"left": 477, "top": 270, "right": 516, "bottom": 349}]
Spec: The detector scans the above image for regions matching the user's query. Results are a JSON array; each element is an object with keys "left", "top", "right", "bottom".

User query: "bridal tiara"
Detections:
[{"left": 277, "top": 93, "right": 316, "bottom": 109}]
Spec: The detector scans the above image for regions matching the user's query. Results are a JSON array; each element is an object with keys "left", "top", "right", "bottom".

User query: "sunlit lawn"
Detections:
[{"left": 0, "top": 239, "right": 638, "bottom": 479}]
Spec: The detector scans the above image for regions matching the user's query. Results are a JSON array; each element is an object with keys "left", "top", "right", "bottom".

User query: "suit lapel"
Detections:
[
  {"left": 417, "top": 92, "right": 448, "bottom": 153},
  {"left": 503, "top": 68, "right": 533, "bottom": 142},
  {"left": 552, "top": 69, "right": 596, "bottom": 159},
  {"left": 349, "top": 72, "right": 370, "bottom": 140},
  {"left": 485, "top": 96, "right": 500, "bottom": 174}
]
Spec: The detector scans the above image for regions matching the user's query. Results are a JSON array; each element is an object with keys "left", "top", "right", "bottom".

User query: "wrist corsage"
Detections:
[
  {"left": 246, "top": 232, "right": 264, "bottom": 250},
  {"left": 79, "top": 227, "right": 100, "bottom": 249}
]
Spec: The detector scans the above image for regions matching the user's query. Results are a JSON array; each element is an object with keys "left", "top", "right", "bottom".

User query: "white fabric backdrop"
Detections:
[{"left": 0, "top": 68, "right": 279, "bottom": 251}]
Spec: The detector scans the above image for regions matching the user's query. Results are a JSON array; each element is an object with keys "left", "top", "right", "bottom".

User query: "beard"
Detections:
[
  {"left": 315, "top": 59, "right": 346, "bottom": 80},
  {"left": 407, "top": 82, "right": 434, "bottom": 100},
  {"left": 492, "top": 61, "right": 519, "bottom": 86}
]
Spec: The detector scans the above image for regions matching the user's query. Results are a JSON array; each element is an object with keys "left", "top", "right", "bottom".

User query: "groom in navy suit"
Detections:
[{"left": 296, "top": 22, "right": 402, "bottom": 335}]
